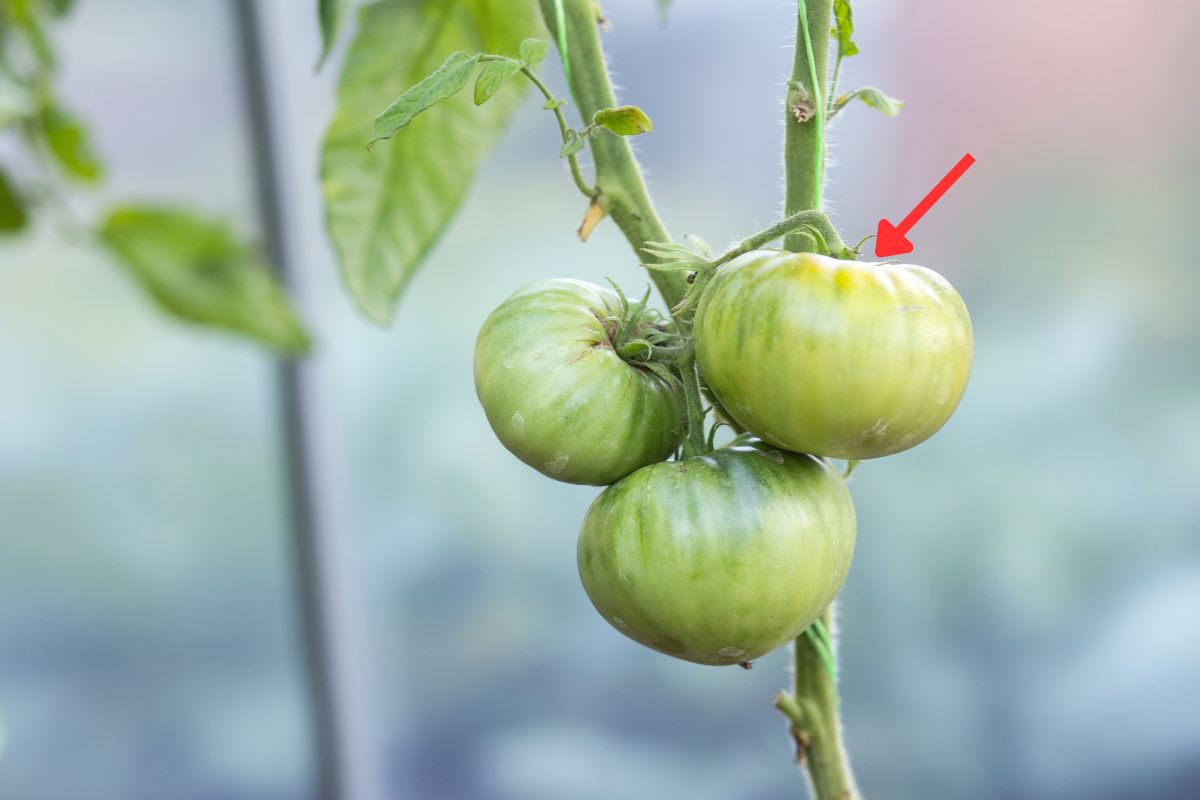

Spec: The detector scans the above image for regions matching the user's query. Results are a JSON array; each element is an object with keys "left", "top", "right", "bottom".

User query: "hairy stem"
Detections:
[
  {"left": 783, "top": 0, "right": 833, "bottom": 252},
  {"left": 539, "top": 0, "right": 706, "bottom": 454},
  {"left": 779, "top": 3, "right": 861, "bottom": 798},
  {"left": 537, "top": 0, "right": 687, "bottom": 312},
  {"left": 677, "top": 353, "right": 707, "bottom": 458},
  {"left": 713, "top": 210, "right": 846, "bottom": 269},
  {"left": 776, "top": 608, "right": 860, "bottom": 800}
]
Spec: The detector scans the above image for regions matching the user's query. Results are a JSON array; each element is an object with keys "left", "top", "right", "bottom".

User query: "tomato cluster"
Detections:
[{"left": 475, "top": 250, "right": 972, "bottom": 666}]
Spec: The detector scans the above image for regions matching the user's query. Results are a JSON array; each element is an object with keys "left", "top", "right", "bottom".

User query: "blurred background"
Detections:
[{"left": 2, "top": 0, "right": 1199, "bottom": 798}]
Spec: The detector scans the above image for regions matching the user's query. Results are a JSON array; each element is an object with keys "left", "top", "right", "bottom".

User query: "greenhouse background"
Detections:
[{"left": 1, "top": 0, "right": 1198, "bottom": 798}]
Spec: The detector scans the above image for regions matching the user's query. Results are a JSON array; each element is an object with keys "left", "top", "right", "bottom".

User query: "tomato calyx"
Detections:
[{"left": 592, "top": 279, "right": 687, "bottom": 366}]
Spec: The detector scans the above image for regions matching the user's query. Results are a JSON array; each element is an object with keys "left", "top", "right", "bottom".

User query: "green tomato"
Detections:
[
  {"left": 695, "top": 250, "right": 973, "bottom": 459},
  {"left": 578, "top": 443, "right": 856, "bottom": 666},
  {"left": 475, "top": 279, "right": 681, "bottom": 485}
]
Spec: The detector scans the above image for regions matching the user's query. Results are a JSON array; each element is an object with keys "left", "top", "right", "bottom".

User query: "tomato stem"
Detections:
[
  {"left": 784, "top": 0, "right": 833, "bottom": 253},
  {"left": 778, "top": 3, "right": 862, "bottom": 799},
  {"left": 514, "top": 63, "right": 598, "bottom": 200},
  {"left": 539, "top": 0, "right": 708, "bottom": 459},
  {"left": 536, "top": 0, "right": 688, "bottom": 314},
  {"left": 676, "top": 354, "right": 709, "bottom": 458}
]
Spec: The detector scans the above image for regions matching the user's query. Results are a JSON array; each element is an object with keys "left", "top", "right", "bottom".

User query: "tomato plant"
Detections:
[
  {"left": 2, "top": 0, "right": 981, "bottom": 796},
  {"left": 315, "top": 0, "right": 965, "bottom": 797},
  {"left": 695, "top": 250, "right": 973, "bottom": 459},
  {"left": 579, "top": 442, "right": 855, "bottom": 666},
  {"left": 474, "top": 279, "right": 681, "bottom": 485}
]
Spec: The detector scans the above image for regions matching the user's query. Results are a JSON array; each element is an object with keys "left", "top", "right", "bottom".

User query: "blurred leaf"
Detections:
[
  {"left": 321, "top": 0, "right": 545, "bottom": 323},
  {"left": 5, "top": 0, "right": 55, "bottom": 69},
  {"left": 656, "top": 0, "right": 671, "bottom": 24},
  {"left": 45, "top": 0, "right": 76, "bottom": 16},
  {"left": 473, "top": 58, "right": 521, "bottom": 106},
  {"left": 99, "top": 206, "right": 311, "bottom": 353},
  {"left": 39, "top": 102, "right": 103, "bottom": 182},
  {"left": 559, "top": 127, "right": 584, "bottom": 157},
  {"left": 316, "top": 0, "right": 349, "bottom": 68},
  {"left": 593, "top": 105, "right": 653, "bottom": 136},
  {"left": 518, "top": 37, "right": 548, "bottom": 65},
  {"left": 831, "top": 0, "right": 859, "bottom": 58},
  {"left": 372, "top": 51, "right": 479, "bottom": 142},
  {"left": 0, "top": 168, "right": 28, "bottom": 234},
  {"left": 0, "top": 73, "right": 34, "bottom": 127},
  {"left": 832, "top": 86, "right": 903, "bottom": 117}
]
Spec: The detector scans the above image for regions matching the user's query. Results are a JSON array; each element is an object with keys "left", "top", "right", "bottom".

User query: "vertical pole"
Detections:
[{"left": 228, "top": 2, "right": 371, "bottom": 798}]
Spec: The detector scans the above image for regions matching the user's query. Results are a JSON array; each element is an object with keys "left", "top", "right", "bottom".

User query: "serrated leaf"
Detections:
[
  {"left": 321, "top": 0, "right": 545, "bottom": 323},
  {"left": 518, "top": 37, "right": 549, "bottom": 65},
  {"left": 832, "top": 0, "right": 860, "bottom": 58},
  {"left": 559, "top": 128, "right": 584, "bottom": 158},
  {"left": 99, "top": 206, "right": 310, "bottom": 353},
  {"left": 373, "top": 51, "right": 480, "bottom": 141},
  {"left": 474, "top": 58, "right": 521, "bottom": 105},
  {"left": 834, "top": 86, "right": 904, "bottom": 116},
  {"left": 317, "top": 0, "right": 350, "bottom": 68},
  {"left": 593, "top": 105, "right": 653, "bottom": 136},
  {"left": 39, "top": 103, "right": 103, "bottom": 183},
  {"left": 0, "top": 168, "right": 28, "bottom": 234}
]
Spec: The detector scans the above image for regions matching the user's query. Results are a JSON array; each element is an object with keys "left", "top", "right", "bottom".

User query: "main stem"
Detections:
[
  {"left": 781, "top": 3, "right": 860, "bottom": 799},
  {"left": 784, "top": 0, "right": 831, "bottom": 253}
]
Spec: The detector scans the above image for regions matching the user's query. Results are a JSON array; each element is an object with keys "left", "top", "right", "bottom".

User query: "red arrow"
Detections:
[{"left": 875, "top": 153, "right": 976, "bottom": 258}]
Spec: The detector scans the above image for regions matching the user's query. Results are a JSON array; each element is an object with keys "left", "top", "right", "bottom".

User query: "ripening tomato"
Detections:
[
  {"left": 474, "top": 279, "right": 681, "bottom": 485},
  {"left": 577, "top": 442, "right": 856, "bottom": 666},
  {"left": 694, "top": 250, "right": 973, "bottom": 459}
]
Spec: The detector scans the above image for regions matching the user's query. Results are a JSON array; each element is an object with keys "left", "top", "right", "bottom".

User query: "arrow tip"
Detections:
[{"left": 874, "top": 219, "right": 914, "bottom": 259}]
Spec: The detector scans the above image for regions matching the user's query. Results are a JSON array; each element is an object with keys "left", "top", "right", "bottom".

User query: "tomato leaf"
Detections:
[
  {"left": 832, "top": 0, "right": 860, "bottom": 58},
  {"left": 317, "top": 0, "right": 350, "bottom": 68},
  {"left": 474, "top": 58, "right": 521, "bottom": 106},
  {"left": 0, "top": 168, "right": 29, "bottom": 234},
  {"left": 832, "top": 86, "right": 904, "bottom": 117},
  {"left": 99, "top": 206, "right": 311, "bottom": 353},
  {"left": 322, "top": 0, "right": 544, "bottom": 323},
  {"left": 518, "top": 37, "right": 549, "bottom": 65},
  {"left": 39, "top": 102, "right": 104, "bottom": 183},
  {"left": 373, "top": 51, "right": 481, "bottom": 142},
  {"left": 593, "top": 105, "right": 654, "bottom": 136},
  {"left": 559, "top": 128, "right": 585, "bottom": 158}
]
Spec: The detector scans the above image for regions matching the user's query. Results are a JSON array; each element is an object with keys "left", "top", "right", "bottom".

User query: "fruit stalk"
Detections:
[{"left": 779, "top": 2, "right": 862, "bottom": 798}]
